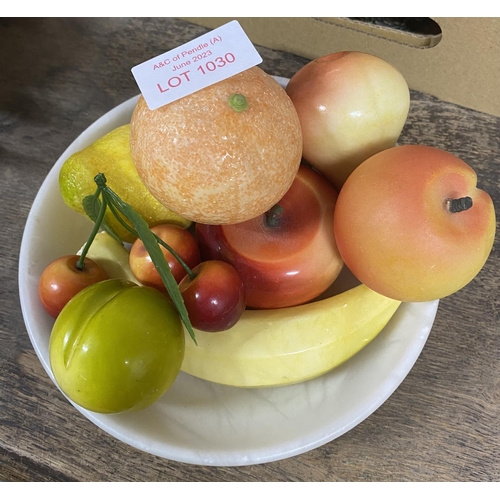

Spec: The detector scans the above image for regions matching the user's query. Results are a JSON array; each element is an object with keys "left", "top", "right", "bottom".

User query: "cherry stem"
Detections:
[
  {"left": 91, "top": 173, "right": 196, "bottom": 342},
  {"left": 154, "top": 236, "right": 197, "bottom": 281},
  {"left": 446, "top": 196, "right": 473, "bottom": 213},
  {"left": 76, "top": 185, "right": 106, "bottom": 270},
  {"left": 94, "top": 173, "right": 197, "bottom": 280},
  {"left": 265, "top": 204, "right": 284, "bottom": 228}
]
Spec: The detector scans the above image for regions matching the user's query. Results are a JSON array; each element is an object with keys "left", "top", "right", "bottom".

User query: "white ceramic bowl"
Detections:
[{"left": 18, "top": 77, "right": 439, "bottom": 466}]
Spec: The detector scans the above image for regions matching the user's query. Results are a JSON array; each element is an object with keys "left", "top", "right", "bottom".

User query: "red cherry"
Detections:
[
  {"left": 179, "top": 260, "right": 246, "bottom": 332},
  {"left": 129, "top": 224, "right": 201, "bottom": 288},
  {"left": 38, "top": 255, "right": 108, "bottom": 318}
]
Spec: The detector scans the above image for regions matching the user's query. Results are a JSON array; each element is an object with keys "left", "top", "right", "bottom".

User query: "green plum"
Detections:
[{"left": 49, "top": 279, "right": 184, "bottom": 413}]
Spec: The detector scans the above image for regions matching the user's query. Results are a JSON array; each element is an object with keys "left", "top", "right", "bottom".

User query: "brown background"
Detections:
[
  {"left": 183, "top": 17, "right": 500, "bottom": 117},
  {"left": 1, "top": 18, "right": 499, "bottom": 481}
]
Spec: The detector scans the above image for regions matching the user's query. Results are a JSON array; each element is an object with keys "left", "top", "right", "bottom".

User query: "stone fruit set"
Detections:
[{"left": 39, "top": 51, "right": 496, "bottom": 414}]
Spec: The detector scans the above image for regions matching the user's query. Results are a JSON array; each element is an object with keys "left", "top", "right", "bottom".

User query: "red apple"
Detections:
[
  {"left": 196, "top": 165, "right": 344, "bottom": 309},
  {"left": 129, "top": 223, "right": 201, "bottom": 288},
  {"left": 333, "top": 145, "right": 496, "bottom": 302}
]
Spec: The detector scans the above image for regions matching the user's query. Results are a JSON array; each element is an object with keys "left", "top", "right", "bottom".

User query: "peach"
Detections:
[
  {"left": 333, "top": 145, "right": 496, "bottom": 302},
  {"left": 286, "top": 51, "right": 410, "bottom": 190}
]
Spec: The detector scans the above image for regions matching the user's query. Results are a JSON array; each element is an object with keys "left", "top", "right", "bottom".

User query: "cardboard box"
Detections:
[{"left": 181, "top": 17, "right": 500, "bottom": 117}]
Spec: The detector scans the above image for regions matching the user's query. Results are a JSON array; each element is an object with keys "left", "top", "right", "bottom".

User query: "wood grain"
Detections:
[{"left": 1, "top": 18, "right": 499, "bottom": 482}]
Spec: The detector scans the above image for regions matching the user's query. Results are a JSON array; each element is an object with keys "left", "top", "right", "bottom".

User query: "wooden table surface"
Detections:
[{"left": 1, "top": 18, "right": 499, "bottom": 482}]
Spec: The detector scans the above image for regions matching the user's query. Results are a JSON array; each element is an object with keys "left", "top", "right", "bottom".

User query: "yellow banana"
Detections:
[
  {"left": 77, "top": 232, "right": 138, "bottom": 284},
  {"left": 182, "top": 286, "right": 400, "bottom": 388},
  {"left": 79, "top": 232, "right": 401, "bottom": 389}
]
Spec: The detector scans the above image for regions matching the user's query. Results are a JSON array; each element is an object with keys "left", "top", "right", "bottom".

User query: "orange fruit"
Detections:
[{"left": 129, "top": 67, "right": 303, "bottom": 225}]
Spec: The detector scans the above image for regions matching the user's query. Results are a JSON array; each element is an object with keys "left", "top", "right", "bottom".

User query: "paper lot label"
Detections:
[{"left": 131, "top": 21, "right": 263, "bottom": 110}]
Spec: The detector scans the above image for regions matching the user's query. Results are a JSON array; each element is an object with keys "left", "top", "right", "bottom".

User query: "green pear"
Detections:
[{"left": 59, "top": 124, "right": 191, "bottom": 243}]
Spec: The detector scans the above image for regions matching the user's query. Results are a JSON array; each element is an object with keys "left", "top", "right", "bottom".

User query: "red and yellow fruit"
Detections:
[
  {"left": 39, "top": 255, "right": 108, "bottom": 318},
  {"left": 333, "top": 144, "right": 496, "bottom": 302},
  {"left": 286, "top": 51, "right": 410, "bottom": 190},
  {"left": 129, "top": 223, "right": 201, "bottom": 287}
]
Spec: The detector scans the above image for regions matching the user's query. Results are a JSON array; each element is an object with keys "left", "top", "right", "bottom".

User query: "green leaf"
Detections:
[
  {"left": 107, "top": 201, "right": 139, "bottom": 240},
  {"left": 82, "top": 194, "right": 123, "bottom": 244},
  {"left": 103, "top": 188, "right": 197, "bottom": 344}
]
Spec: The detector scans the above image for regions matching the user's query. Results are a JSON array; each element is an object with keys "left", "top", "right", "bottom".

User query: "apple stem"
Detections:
[
  {"left": 265, "top": 204, "right": 284, "bottom": 228},
  {"left": 446, "top": 196, "right": 473, "bottom": 213}
]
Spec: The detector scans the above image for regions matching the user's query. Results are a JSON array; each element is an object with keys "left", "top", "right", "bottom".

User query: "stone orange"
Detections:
[{"left": 130, "top": 67, "right": 302, "bottom": 225}]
